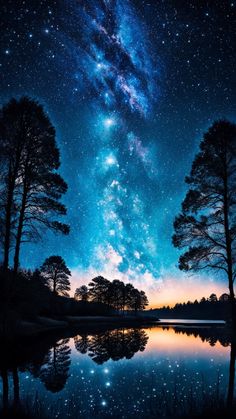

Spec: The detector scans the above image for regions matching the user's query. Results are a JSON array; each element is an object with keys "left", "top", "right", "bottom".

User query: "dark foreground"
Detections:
[{"left": 0, "top": 323, "right": 236, "bottom": 418}]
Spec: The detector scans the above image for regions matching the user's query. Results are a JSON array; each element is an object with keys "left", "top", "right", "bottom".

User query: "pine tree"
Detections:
[
  {"left": 0, "top": 97, "right": 69, "bottom": 272},
  {"left": 173, "top": 120, "right": 236, "bottom": 327},
  {"left": 40, "top": 255, "right": 71, "bottom": 296}
]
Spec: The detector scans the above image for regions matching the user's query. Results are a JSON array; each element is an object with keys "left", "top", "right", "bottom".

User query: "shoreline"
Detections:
[
  {"left": 0, "top": 315, "right": 160, "bottom": 340},
  {"left": 0, "top": 315, "right": 230, "bottom": 341}
]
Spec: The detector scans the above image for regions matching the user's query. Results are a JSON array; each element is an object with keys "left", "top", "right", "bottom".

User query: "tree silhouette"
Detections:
[
  {"left": 77, "top": 277, "right": 149, "bottom": 313},
  {"left": 0, "top": 98, "right": 25, "bottom": 271},
  {"left": 109, "top": 279, "right": 125, "bottom": 310},
  {"left": 40, "top": 255, "right": 71, "bottom": 296},
  {"left": 219, "top": 293, "right": 229, "bottom": 302},
  {"left": 128, "top": 288, "right": 149, "bottom": 313},
  {"left": 88, "top": 276, "right": 110, "bottom": 304},
  {"left": 74, "top": 285, "right": 89, "bottom": 301},
  {"left": 40, "top": 339, "right": 71, "bottom": 393},
  {"left": 173, "top": 120, "right": 236, "bottom": 327},
  {"left": 0, "top": 97, "right": 69, "bottom": 272},
  {"left": 208, "top": 293, "right": 218, "bottom": 303}
]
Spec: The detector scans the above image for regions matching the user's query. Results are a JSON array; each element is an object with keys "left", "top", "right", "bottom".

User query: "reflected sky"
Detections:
[{"left": 0, "top": 327, "right": 234, "bottom": 418}]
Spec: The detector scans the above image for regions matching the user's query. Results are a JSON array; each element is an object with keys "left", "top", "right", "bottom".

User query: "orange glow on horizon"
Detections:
[
  {"left": 146, "top": 281, "right": 227, "bottom": 309},
  {"left": 70, "top": 268, "right": 228, "bottom": 309}
]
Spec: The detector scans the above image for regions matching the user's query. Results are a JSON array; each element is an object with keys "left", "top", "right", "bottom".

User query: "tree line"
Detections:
[
  {"left": 74, "top": 276, "right": 148, "bottom": 313},
  {"left": 22, "top": 258, "right": 148, "bottom": 313},
  {"left": 151, "top": 293, "right": 231, "bottom": 320}
]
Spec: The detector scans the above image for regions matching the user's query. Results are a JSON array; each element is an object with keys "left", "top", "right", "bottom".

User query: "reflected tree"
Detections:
[
  {"left": 0, "top": 366, "right": 20, "bottom": 411},
  {"left": 74, "top": 334, "right": 90, "bottom": 354},
  {"left": 173, "top": 326, "right": 231, "bottom": 347},
  {"left": 74, "top": 328, "right": 148, "bottom": 364},
  {"left": 12, "top": 367, "right": 19, "bottom": 406},
  {"left": 125, "top": 329, "right": 148, "bottom": 356},
  {"left": 0, "top": 368, "right": 9, "bottom": 411},
  {"left": 40, "top": 339, "right": 71, "bottom": 392},
  {"left": 172, "top": 326, "right": 235, "bottom": 409}
]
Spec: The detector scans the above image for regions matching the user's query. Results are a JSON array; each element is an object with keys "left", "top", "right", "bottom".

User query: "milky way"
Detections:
[
  {"left": 60, "top": 0, "right": 161, "bottom": 285},
  {"left": 1, "top": 0, "right": 236, "bottom": 304}
]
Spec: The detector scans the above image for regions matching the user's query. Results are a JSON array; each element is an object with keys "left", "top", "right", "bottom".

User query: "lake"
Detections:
[{"left": 0, "top": 324, "right": 235, "bottom": 418}]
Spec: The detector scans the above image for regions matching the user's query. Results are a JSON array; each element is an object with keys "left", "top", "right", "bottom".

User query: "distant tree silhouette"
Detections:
[
  {"left": 0, "top": 97, "right": 69, "bottom": 272},
  {"left": 88, "top": 276, "right": 110, "bottom": 304},
  {"left": 173, "top": 120, "right": 236, "bottom": 327},
  {"left": 219, "top": 293, "right": 230, "bottom": 302},
  {"left": 109, "top": 279, "right": 125, "bottom": 310},
  {"left": 152, "top": 293, "right": 231, "bottom": 320},
  {"left": 128, "top": 288, "right": 149, "bottom": 313},
  {"left": 208, "top": 293, "right": 218, "bottom": 303},
  {"left": 80, "top": 277, "right": 149, "bottom": 313},
  {"left": 40, "top": 256, "right": 71, "bottom": 296},
  {"left": 74, "top": 285, "right": 89, "bottom": 301},
  {"left": 40, "top": 339, "right": 71, "bottom": 393}
]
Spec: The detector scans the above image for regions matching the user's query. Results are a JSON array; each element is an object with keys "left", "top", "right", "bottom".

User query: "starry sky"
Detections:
[{"left": 1, "top": 0, "right": 236, "bottom": 306}]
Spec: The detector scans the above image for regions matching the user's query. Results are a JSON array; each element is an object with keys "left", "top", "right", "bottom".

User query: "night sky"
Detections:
[{"left": 1, "top": 0, "right": 236, "bottom": 306}]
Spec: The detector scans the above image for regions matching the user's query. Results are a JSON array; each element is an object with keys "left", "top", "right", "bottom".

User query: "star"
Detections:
[
  {"left": 105, "top": 155, "right": 116, "bottom": 166},
  {"left": 104, "top": 118, "right": 115, "bottom": 128}
]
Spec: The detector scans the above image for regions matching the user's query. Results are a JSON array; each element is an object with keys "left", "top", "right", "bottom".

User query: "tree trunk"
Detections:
[
  {"left": 53, "top": 274, "right": 57, "bottom": 295},
  {"left": 13, "top": 181, "right": 28, "bottom": 274},
  {"left": 223, "top": 155, "right": 236, "bottom": 329},
  {"left": 3, "top": 144, "right": 22, "bottom": 271},
  {"left": 3, "top": 170, "right": 15, "bottom": 271}
]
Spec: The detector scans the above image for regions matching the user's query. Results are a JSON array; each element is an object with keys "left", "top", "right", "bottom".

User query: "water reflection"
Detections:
[
  {"left": 74, "top": 329, "right": 148, "bottom": 364},
  {"left": 225, "top": 339, "right": 236, "bottom": 409},
  {"left": 0, "top": 326, "right": 235, "bottom": 417},
  {"left": 40, "top": 339, "right": 71, "bottom": 393},
  {"left": 170, "top": 326, "right": 236, "bottom": 409},
  {"left": 173, "top": 326, "right": 231, "bottom": 347}
]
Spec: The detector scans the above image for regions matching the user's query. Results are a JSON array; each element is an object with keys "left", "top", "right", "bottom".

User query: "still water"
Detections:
[{"left": 0, "top": 325, "right": 235, "bottom": 418}]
